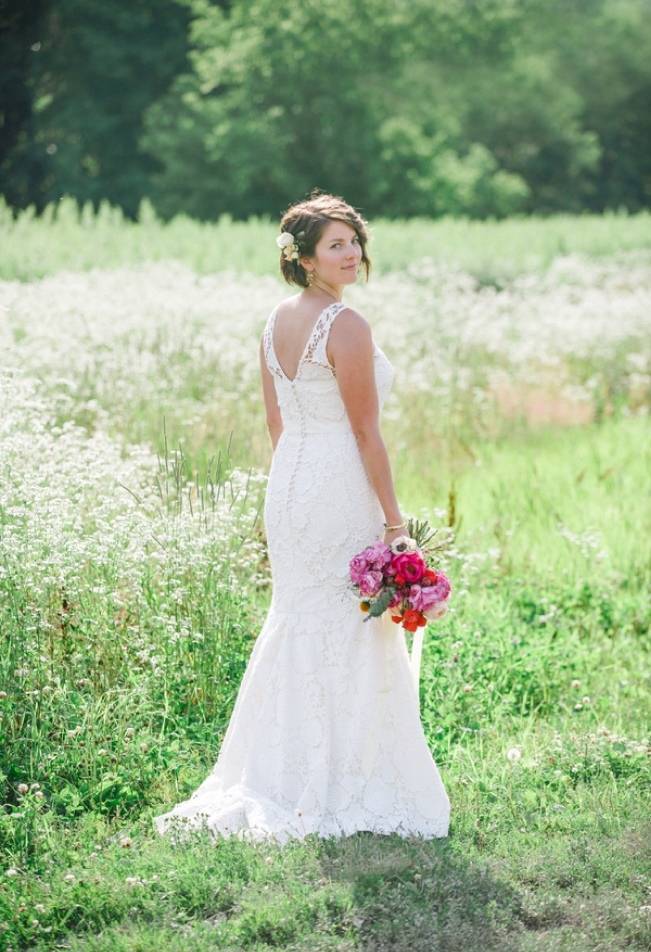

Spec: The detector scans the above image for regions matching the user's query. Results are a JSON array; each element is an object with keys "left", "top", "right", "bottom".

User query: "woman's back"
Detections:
[
  {"left": 263, "top": 298, "right": 394, "bottom": 434},
  {"left": 269, "top": 294, "right": 337, "bottom": 382}
]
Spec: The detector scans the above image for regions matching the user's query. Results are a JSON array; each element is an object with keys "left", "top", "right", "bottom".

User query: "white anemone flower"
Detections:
[{"left": 389, "top": 534, "right": 418, "bottom": 554}]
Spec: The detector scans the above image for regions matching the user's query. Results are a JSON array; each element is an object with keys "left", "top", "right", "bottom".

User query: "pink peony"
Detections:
[
  {"left": 409, "top": 572, "right": 450, "bottom": 612},
  {"left": 358, "top": 570, "right": 384, "bottom": 596},
  {"left": 390, "top": 551, "right": 426, "bottom": 584},
  {"left": 427, "top": 572, "right": 451, "bottom": 602},
  {"left": 364, "top": 541, "right": 393, "bottom": 569},
  {"left": 408, "top": 583, "right": 440, "bottom": 612},
  {"left": 349, "top": 554, "right": 371, "bottom": 585},
  {"left": 350, "top": 542, "right": 393, "bottom": 586}
]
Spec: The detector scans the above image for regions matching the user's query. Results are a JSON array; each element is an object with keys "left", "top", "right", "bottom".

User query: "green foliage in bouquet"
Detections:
[
  {"left": 363, "top": 584, "right": 396, "bottom": 621},
  {"left": 404, "top": 517, "right": 450, "bottom": 560}
]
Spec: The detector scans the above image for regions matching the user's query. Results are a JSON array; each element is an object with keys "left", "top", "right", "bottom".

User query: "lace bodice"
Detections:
[{"left": 262, "top": 301, "right": 395, "bottom": 434}]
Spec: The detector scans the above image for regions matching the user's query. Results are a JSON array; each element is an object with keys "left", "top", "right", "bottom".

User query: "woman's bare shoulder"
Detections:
[
  {"left": 274, "top": 293, "right": 301, "bottom": 316},
  {"left": 332, "top": 305, "right": 371, "bottom": 339},
  {"left": 328, "top": 307, "right": 373, "bottom": 374}
]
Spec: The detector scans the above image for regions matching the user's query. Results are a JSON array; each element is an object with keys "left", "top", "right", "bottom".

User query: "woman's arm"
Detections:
[
  {"left": 352, "top": 426, "right": 404, "bottom": 527},
  {"left": 328, "top": 308, "right": 404, "bottom": 529},
  {"left": 259, "top": 336, "right": 283, "bottom": 451}
]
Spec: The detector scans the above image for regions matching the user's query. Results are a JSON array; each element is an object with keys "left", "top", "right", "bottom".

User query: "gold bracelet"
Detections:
[{"left": 383, "top": 521, "right": 406, "bottom": 530}]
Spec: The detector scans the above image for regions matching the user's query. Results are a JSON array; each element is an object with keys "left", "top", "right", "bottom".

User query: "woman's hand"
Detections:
[{"left": 383, "top": 524, "right": 407, "bottom": 547}]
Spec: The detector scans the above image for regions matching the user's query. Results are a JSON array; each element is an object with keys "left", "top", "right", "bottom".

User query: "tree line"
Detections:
[{"left": 1, "top": 0, "right": 649, "bottom": 221}]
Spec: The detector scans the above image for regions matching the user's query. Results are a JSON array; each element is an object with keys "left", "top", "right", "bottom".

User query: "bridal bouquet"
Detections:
[{"left": 348, "top": 518, "right": 452, "bottom": 633}]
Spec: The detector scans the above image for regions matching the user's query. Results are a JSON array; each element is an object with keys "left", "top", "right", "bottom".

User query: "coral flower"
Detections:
[{"left": 402, "top": 609, "right": 427, "bottom": 632}]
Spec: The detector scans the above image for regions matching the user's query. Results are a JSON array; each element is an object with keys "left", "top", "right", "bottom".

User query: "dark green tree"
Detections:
[
  {"left": 458, "top": 0, "right": 651, "bottom": 213},
  {"left": 141, "top": 0, "right": 529, "bottom": 220},
  {"left": 2, "top": 0, "right": 649, "bottom": 218},
  {"left": 2, "top": 0, "right": 192, "bottom": 215},
  {"left": 0, "top": 0, "right": 50, "bottom": 208}
]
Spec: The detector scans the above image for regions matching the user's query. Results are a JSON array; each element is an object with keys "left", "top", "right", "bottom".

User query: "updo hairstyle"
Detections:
[{"left": 278, "top": 188, "right": 372, "bottom": 288}]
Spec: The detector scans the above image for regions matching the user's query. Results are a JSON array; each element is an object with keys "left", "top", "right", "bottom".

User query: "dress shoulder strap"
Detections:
[
  {"left": 262, "top": 305, "right": 282, "bottom": 377},
  {"left": 305, "top": 301, "right": 347, "bottom": 369}
]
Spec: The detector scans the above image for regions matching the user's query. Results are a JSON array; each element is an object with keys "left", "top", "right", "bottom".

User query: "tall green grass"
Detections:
[
  {"left": 1, "top": 414, "right": 648, "bottom": 950},
  {"left": 1, "top": 194, "right": 650, "bottom": 281},
  {"left": 0, "top": 210, "right": 649, "bottom": 949}
]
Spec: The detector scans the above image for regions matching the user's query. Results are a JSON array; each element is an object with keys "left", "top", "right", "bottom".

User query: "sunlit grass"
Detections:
[
  {"left": 0, "top": 214, "right": 649, "bottom": 949},
  {"left": 1, "top": 194, "right": 650, "bottom": 281}
]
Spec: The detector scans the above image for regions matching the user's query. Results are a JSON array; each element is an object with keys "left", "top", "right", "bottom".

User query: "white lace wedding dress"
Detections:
[{"left": 153, "top": 301, "right": 450, "bottom": 844}]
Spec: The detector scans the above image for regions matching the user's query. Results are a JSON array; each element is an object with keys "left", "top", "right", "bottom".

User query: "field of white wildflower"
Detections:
[{"left": 0, "top": 207, "right": 649, "bottom": 950}]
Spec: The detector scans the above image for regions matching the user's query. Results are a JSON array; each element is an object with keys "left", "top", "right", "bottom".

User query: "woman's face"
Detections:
[{"left": 302, "top": 220, "right": 362, "bottom": 285}]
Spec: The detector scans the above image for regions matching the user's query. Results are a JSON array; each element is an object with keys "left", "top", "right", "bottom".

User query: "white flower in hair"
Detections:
[{"left": 276, "top": 231, "right": 300, "bottom": 261}]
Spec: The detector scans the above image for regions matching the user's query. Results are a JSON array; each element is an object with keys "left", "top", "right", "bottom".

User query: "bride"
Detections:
[{"left": 153, "top": 189, "right": 450, "bottom": 844}]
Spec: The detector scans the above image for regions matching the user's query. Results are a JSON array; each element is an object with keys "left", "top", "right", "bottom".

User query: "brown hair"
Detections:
[{"left": 277, "top": 188, "right": 372, "bottom": 288}]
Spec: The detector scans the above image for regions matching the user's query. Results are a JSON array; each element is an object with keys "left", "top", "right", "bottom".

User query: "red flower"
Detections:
[{"left": 402, "top": 609, "right": 427, "bottom": 632}]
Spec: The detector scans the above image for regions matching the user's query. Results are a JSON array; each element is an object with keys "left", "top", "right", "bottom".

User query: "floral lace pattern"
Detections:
[{"left": 153, "top": 302, "right": 450, "bottom": 845}]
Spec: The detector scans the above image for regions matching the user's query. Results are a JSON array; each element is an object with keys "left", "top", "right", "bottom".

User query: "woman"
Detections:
[{"left": 153, "top": 190, "right": 450, "bottom": 844}]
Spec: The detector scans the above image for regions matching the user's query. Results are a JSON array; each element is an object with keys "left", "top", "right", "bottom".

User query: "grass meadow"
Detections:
[{"left": 0, "top": 204, "right": 650, "bottom": 950}]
